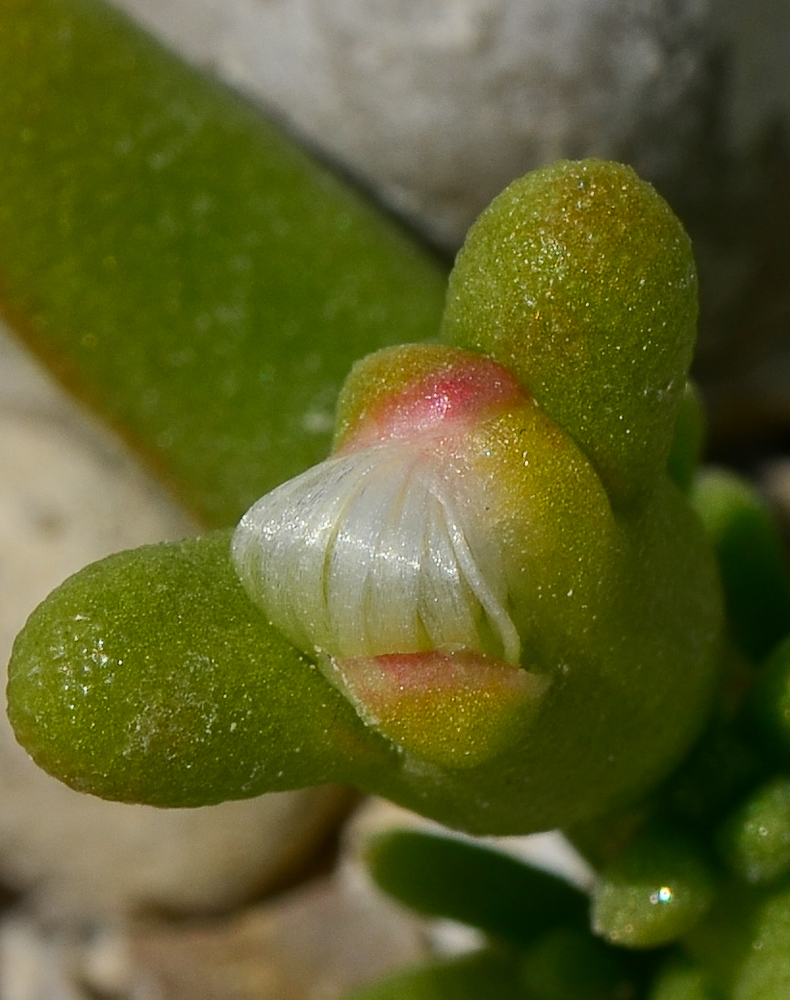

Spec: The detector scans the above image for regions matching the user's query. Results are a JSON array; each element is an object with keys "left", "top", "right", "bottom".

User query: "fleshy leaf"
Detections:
[
  {"left": 7, "top": 531, "right": 397, "bottom": 805},
  {"left": 519, "top": 926, "right": 644, "bottom": 1000},
  {"left": 687, "top": 881, "right": 790, "bottom": 1000},
  {"left": 746, "top": 636, "right": 790, "bottom": 767},
  {"left": 724, "top": 885, "right": 790, "bottom": 1000},
  {"left": 441, "top": 159, "right": 698, "bottom": 507},
  {"left": 0, "top": 0, "right": 447, "bottom": 527},
  {"left": 647, "top": 959, "right": 718, "bottom": 1000}
]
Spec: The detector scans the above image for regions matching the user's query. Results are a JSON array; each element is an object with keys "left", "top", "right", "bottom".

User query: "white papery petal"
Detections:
[
  {"left": 441, "top": 491, "right": 522, "bottom": 665},
  {"left": 232, "top": 441, "right": 521, "bottom": 664},
  {"left": 328, "top": 448, "right": 422, "bottom": 655}
]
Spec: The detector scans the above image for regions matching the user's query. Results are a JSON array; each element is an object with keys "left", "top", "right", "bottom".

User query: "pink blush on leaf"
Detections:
[
  {"left": 338, "top": 354, "right": 527, "bottom": 451},
  {"left": 323, "top": 650, "right": 550, "bottom": 769}
]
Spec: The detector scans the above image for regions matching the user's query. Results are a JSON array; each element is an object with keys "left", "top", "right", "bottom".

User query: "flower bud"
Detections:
[
  {"left": 234, "top": 346, "right": 531, "bottom": 668},
  {"left": 231, "top": 163, "right": 723, "bottom": 830},
  {"left": 233, "top": 343, "right": 609, "bottom": 765}
]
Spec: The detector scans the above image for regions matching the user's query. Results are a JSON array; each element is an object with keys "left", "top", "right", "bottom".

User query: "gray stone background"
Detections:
[{"left": 1, "top": 1, "right": 790, "bottom": 996}]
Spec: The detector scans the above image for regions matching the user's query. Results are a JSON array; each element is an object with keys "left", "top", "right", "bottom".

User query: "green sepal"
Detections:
[
  {"left": 591, "top": 827, "right": 717, "bottom": 949},
  {"left": 7, "top": 530, "right": 398, "bottom": 806},
  {"left": 691, "top": 468, "right": 790, "bottom": 662},
  {"left": 362, "top": 829, "right": 587, "bottom": 948},
  {"left": 441, "top": 159, "right": 698, "bottom": 507},
  {"left": 338, "top": 949, "right": 526, "bottom": 1000},
  {"left": 0, "top": 0, "right": 447, "bottom": 527}
]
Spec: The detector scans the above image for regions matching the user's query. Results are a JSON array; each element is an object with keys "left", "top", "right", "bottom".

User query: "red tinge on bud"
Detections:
[{"left": 232, "top": 344, "right": 561, "bottom": 763}]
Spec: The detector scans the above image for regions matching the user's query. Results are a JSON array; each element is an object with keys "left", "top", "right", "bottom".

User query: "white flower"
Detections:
[{"left": 232, "top": 431, "right": 521, "bottom": 667}]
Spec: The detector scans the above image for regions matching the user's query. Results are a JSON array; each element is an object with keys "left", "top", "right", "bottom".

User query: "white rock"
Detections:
[
  {"left": 125, "top": 867, "right": 427, "bottom": 1000},
  {"left": 108, "top": 0, "right": 715, "bottom": 248},
  {"left": 715, "top": 0, "right": 790, "bottom": 153},
  {"left": 0, "top": 916, "right": 88, "bottom": 1000}
]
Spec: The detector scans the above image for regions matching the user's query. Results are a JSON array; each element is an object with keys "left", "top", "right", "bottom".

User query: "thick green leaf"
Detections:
[
  {"left": 724, "top": 886, "right": 790, "bottom": 1000},
  {"left": 688, "top": 881, "right": 790, "bottom": 1000},
  {"left": 441, "top": 160, "right": 698, "bottom": 507},
  {"left": 7, "top": 531, "right": 398, "bottom": 805},
  {"left": 0, "top": 0, "right": 447, "bottom": 527}
]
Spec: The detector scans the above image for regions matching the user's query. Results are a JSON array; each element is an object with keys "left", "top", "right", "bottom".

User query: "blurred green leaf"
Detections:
[
  {"left": 691, "top": 468, "right": 790, "bottom": 662},
  {"left": 0, "top": 0, "right": 447, "bottom": 527},
  {"left": 591, "top": 827, "right": 717, "bottom": 949},
  {"left": 647, "top": 958, "right": 718, "bottom": 1000},
  {"left": 718, "top": 775, "right": 790, "bottom": 886},
  {"left": 364, "top": 829, "right": 587, "bottom": 948},
  {"left": 662, "top": 717, "right": 765, "bottom": 835},
  {"left": 724, "top": 884, "right": 790, "bottom": 1000},
  {"left": 519, "top": 926, "right": 645, "bottom": 1000},
  {"left": 747, "top": 637, "right": 790, "bottom": 768}
]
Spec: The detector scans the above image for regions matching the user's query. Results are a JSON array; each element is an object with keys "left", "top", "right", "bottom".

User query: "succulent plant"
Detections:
[
  {"left": 7, "top": 158, "right": 724, "bottom": 836},
  {"left": 4, "top": 4, "right": 790, "bottom": 998}
]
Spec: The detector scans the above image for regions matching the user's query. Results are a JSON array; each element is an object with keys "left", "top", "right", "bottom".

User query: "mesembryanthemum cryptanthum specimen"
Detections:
[
  {"left": 232, "top": 347, "right": 531, "bottom": 671},
  {"left": 232, "top": 343, "right": 586, "bottom": 766},
  {"left": 231, "top": 160, "right": 723, "bottom": 824},
  {"left": 8, "top": 159, "right": 724, "bottom": 833}
]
